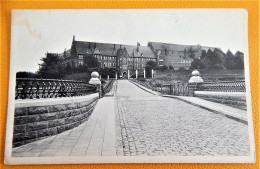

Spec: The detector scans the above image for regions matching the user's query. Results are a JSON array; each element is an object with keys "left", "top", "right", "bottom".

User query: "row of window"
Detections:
[
  {"left": 129, "top": 58, "right": 156, "bottom": 62},
  {"left": 79, "top": 54, "right": 157, "bottom": 63},
  {"left": 95, "top": 55, "right": 116, "bottom": 60},
  {"left": 103, "top": 62, "right": 116, "bottom": 68},
  {"left": 158, "top": 61, "right": 192, "bottom": 66}
]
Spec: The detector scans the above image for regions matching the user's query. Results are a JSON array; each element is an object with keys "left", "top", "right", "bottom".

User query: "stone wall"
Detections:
[{"left": 13, "top": 93, "right": 99, "bottom": 147}]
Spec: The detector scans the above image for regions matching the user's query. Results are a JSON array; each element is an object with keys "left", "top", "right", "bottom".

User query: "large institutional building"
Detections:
[{"left": 58, "top": 36, "right": 217, "bottom": 77}]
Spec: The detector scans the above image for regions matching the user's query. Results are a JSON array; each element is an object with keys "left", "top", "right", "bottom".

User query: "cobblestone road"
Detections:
[{"left": 115, "top": 80, "right": 250, "bottom": 156}]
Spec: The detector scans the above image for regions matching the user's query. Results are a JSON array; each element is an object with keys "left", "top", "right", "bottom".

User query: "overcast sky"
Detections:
[{"left": 11, "top": 9, "right": 248, "bottom": 72}]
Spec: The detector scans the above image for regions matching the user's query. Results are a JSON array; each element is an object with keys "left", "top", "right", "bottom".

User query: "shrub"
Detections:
[
  {"left": 178, "top": 67, "right": 186, "bottom": 70},
  {"left": 190, "top": 58, "right": 205, "bottom": 69},
  {"left": 159, "top": 65, "right": 168, "bottom": 71},
  {"left": 169, "top": 65, "right": 174, "bottom": 70},
  {"left": 155, "top": 83, "right": 161, "bottom": 87},
  {"left": 138, "top": 77, "right": 146, "bottom": 82}
]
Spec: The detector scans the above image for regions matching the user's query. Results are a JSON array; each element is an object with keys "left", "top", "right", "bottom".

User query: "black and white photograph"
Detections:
[{"left": 5, "top": 9, "right": 255, "bottom": 164}]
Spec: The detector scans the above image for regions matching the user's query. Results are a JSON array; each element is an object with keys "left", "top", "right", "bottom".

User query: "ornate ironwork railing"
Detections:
[
  {"left": 134, "top": 79, "right": 245, "bottom": 97},
  {"left": 102, "top": 80, "right": 114, "bottom": 94},
  {"left": 15, "top": 78, "right": 97, "bottom": 99},
  {"left": 158, "top": 83, "right": 190, "bottom": 96},
  {"left": 196, "top": 81, "right": 246, "bottom": 92}
]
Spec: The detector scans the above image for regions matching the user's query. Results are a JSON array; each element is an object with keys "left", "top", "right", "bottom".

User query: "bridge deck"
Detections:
[{"left": 12, "top": 80, "right": 250, "bottom": 157}]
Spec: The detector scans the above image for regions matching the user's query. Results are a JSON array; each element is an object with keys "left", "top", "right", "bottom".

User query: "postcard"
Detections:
[{"left": 5, "top": 9, "right": 255, "bottom": 164}]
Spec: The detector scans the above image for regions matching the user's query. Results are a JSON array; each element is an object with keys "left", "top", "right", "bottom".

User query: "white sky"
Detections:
[{"left": 11, "top": 9, "right": 248, "bottom": 72}]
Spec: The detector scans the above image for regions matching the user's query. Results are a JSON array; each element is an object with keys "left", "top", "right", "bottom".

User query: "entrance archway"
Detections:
[{"left": 122, "top": 72, "right": 127, "bottom": 78}]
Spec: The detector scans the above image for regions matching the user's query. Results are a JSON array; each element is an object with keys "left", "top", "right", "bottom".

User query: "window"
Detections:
[
  {"left": 79, "top": 61, "right": 84, "bottom": 65},
  {"left": 78, "top": 55, "right": 83, "bottom": 60},
  {"left": 108, "top": 62, "right": 111, "bottom": 68},
  {"left": 159, "top": 61, "right": 163, "bottom": 65}
]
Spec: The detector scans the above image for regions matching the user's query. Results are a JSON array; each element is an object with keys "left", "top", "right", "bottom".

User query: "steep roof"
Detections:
[
  {"left": 148, "top": 42, "right": 217, "bottom": 52},
  {"left": 74, "top": 41, "right": 156, "bottom": 58}
]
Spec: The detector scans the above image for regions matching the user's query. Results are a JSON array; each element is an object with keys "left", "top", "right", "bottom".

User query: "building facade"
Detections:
[
  {"left": 58, "top": 36, "right": 218, "bottom": 77},
  {"left": 148, "top": 42, "right": 217, "bottom": 69}
]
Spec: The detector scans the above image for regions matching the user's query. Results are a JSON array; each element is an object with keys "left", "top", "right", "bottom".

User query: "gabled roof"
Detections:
[{"left": 73, "top": 41, "right": 156, "bottom": 58}]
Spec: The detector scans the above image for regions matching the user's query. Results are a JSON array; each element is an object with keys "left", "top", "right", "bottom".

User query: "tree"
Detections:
[
  {"left": 84, "top": 55, "right": 100, "bottom": 69},
  {"left": 234, "top": 51, "right": 244, "bottom": 69},
  {"left": 37, "top": 53, "right": 65, "bottom": 79},
  {"left": 158, "top": 65, "right": 168, "bottom": 71},
  {"left": 100, "top": 67, "right": 117, "bottom": 78},
  {"left": 200, "top": 50, "right": 207, "bottom": 59},
  {"left": 201, "top": 49, "right": 212, "bottom": 68},
  {"left": 65, "top": 62, "right": 73, "bottom": 74},
  {"left": 190, "top": 58, "right": 205, "bottom": 69},
  {"left": 145, "top": 60, "right": 157, "bottom": 77},
  {"left": 201, "top": 48, "right": 225, "bottom": 69},
  {"left": 16, "top": 71, "right": 37, "bottom": 78},
  {"left": 226, "top": 50, "right": 235, "bottom": 69},
  {"left": 187, "top": 46, "right": 196, "bottom": 59}
]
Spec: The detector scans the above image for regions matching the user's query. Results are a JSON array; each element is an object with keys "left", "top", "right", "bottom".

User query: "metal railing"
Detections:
[
  {"left": 156, "top": 83, "right": 190, "bottom": 96},
  {"left": 102, "top": 80, "right": 114, "bottom": 94},
  {"left": 15, "top": 78, "right": 97, "bottom": 99},
  {"left": 134, "top": 79, "right": 245, "bottom": 97},
  {"left": 196, "top": 81, "right": 246, "bottom": 92}
]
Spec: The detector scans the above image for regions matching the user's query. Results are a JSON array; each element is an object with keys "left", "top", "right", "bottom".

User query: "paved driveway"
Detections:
[{"left": 115, "top": 80, "right": 250, "bottom": 156}]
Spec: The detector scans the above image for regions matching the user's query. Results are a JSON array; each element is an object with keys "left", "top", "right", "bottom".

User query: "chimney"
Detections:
[
  {"left": 165, "top": 49, "right": 167, "bottom": 55},
  {"left": 120, "top": 45, "right": 121, "bottom": 49},
  {"left": 94, "top": 43, "right": 96, "bottom": 49},
  {"left": 73, "top": 35, "right": 75, "bottom": 41},
  {"left": 113, "top": 44, "right": 116, "bottom": 50},
  {"left": 88, "top": 42, "right": 91, "bottom": 49},
  {"left": 137, "top": 42, "right": 140, "bottom": 52}
]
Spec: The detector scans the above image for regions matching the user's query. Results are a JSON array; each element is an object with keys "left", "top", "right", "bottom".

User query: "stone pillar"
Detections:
[
  {"left": 107, "top": 75, "right": 109, "bottom": 80},
  {"left": 115, "top": 72, "right": 117, "bottom": 80},
  {"left": 89, "top": 71, "right": 102, "bottom": 98},
  {"left": 99, "top": 75, "right": 101, "bottom": 80},
  {"left": 143, "top": 69, "right": 146, "bottom": 78},
  {"left": 151, "top": 69, "right": 154, "bottom": 79},
  {"left": 127, "top": 70, "right": 130, "bottom": 80},
  {"left": 188, "top": 70, "right": 203, "bottom": 96},
  {"left": 136, "top": 70, "right": 138, "bottom": 79}
]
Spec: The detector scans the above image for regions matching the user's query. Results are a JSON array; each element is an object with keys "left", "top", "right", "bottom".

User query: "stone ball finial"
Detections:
[
  {"left": 91, "top": 71, "right": 99, "bottom": 78},
  {"left": 189, "top": 70, "right": 203, "bottom": 83},
  {"left": 192, "top": 70, "right": 200, "bottom": 76},
  {"left": 89, "top": 71, "right": 101, "bottom": 85}
]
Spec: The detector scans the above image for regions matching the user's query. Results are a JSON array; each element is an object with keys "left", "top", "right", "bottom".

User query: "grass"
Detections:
[
  {"left": 152, "top": 69, "right": 245, "bottom": 84},
  {"left": 133, "top": 69, "right": 246, "bottom": 110}
]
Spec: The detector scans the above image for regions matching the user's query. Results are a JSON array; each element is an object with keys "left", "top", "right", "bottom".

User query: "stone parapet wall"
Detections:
[{"left": 13, "top": 93, "right": 99, "bottom": 147}]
